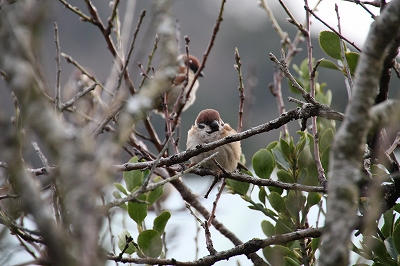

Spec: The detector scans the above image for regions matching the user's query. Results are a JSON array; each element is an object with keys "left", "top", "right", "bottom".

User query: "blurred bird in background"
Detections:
[{"left": 154, "top": 54, "right": 203, "bottom": 117}]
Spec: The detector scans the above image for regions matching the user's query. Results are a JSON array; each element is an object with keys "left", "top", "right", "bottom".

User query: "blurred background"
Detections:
[
  {"left": 1, "top": 0, "right": 383, "bottom": 160},
  {"left": 0, "top": 0, "right": 390, "bottom": 265}
]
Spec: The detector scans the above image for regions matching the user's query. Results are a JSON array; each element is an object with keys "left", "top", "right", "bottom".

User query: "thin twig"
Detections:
[
  {"left": 58, "top": 0, "right": 92, "bottom": 22},
  {"left": 60, "top": 53, "right": 111, "bottom": 95},
  {"left": 60, "top": 82, "right": 98, "bottom": 111},
  {"left": 207, "top": 178, "right": 226, "bottom": 228},
  {"left": 335, "top": 4, "right": 353, "bottom": 99},
  {"left": 31, "top": 142, "right": 50, "bottom": 171},
  {"left": 258, "top": 0, "right": 289, "bottom": 41},
  {"left": 279, "top": 0, "right": 309, "bottom": 37},
  {"left": 304, "top": 5, "right": 361, "bottom": 52},
  {"left": 54, "top": 22, "right": 61, "bottom": 113},
  {"left": 114, "top": 9, "right": 146, "bottom": 95},
  {"left": 106, "top": 0, "right": 120, "bottom": 37},
  {"left": 235, "top": 47, "right": 245, "bottom": 133},
  {"left": 106, "top": 152, "right": 219, "bottom": 209},
  {"left": 269, "top": 52, "right": 318, "bottom": 105},
  {"left": 305, "top": 0, "right": 327, "bottom": 188},
  {"left": 138, "top": 35, "right": 159, "bottom": 89}
]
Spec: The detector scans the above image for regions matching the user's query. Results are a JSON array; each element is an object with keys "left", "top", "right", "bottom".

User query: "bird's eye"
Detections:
[{"left": 197, "top": 123, "right": 205, "bottom": 129}]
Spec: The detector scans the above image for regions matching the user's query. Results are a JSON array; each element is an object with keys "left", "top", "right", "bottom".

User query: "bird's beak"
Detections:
[{"left": 198, "top": 71, "right": 204, "bottom": 77}]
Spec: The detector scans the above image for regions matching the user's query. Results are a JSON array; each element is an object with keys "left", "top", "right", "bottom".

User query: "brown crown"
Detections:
[
  {"left": 195, "top": 109, "right": 221, "bottom": 124},
  {"left": 179, "top": 54, "right": 201, "bottom": 75}
]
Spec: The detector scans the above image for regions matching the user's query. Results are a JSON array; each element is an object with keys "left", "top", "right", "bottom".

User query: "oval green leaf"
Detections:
[
  {"left": 319, "top": 31, "right": 341, "bottom": 60},
  {"left": 252, "top": 149, "right": 275, "bottom": 179},
  {"left": 153, "top": 210, "right": 171, "bottom": 235},
  {"left": 137, "top": 229, "right": 163, "bottom": 258},
  {"left": 261, "top": 220, "right": 275, "bottom": 237},
  {"left": 128, "top": 194, "right": 147, "bottom": 225}
]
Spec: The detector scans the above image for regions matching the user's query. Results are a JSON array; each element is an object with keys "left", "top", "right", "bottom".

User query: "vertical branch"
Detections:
[
  {"left": 320, "top": 1, "right": 400, "bottom": 265},
  {"left": 115, "top": 9, "right": 147, "bottom": 96},
  {"left": 335, "top": 4, "right": 353, "bottom": 99},
  {"left": 234, "top": 47, "right": 245, "bottom": 133},
  {"left": 54, "top": 22, "right": 61, "bottom": 114},
  {"left": 304, "top": 0, "right": 327, "bottom": 188}
]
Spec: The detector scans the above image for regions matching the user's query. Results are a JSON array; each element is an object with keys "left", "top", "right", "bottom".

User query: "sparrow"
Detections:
[
  {"left": 186, "top": 109, "right": 241, "bottom": 172},
  {"left": 154, "top": 54, "right": 203, "bottom": 116},
  {"left": 62, "top": 68, "right": 103, "bottom": 125}
]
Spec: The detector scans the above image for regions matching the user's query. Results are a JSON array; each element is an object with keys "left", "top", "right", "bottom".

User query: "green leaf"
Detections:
[
  {"left": 275, "top": 217, "right": 294, "bottom": 234},
  {"left": 272, "top": 149, "right": 290, "bottom": 171},
  {"left": 128, "top": 194, "right": 147, "bottom": 225},
  {"left": 263, "top": 246, "right": 284, "bottom": 266},
  {"left": 319, "top": 128, "right": 334, "bottom": 154},
  {"left": 284, "top": 256, "right": 300, "bottom": 266},
  {"left": 258, "top": 187, "right": 267, "bottom": 205},
  {"left": 319, "top": 58, "right": 340, "bottom": 71},
  {"left": 279, "top": 138, "right": 292, "bottom": 162},
  {"left": 124, "top": 157, "right": 144, "bottom": 192},
  {"left": 147, "top": 185, "right": 164, "bottom": 206},
  {"left": 384, "top": 237, "right": 399, "bottom": 261},
  {"left": 345, "top": 51, "right": 360, "bottom": 75},
  {"left": 261, "top": 220, "right": 275, "bottom": 237},
  {"left": 268, "top": 192, "right": 286, "bottom": 213},
  {"left": 364, "top": 236, "right": 391, "bottom": 264},
  {"left": 117, "top": 229, "right": 136, "bottom": 255},
  {"left": 320, "top": 148, "right": 330, "bottom": 173},
  {"left": 226, "top": 179, "right": 249, "bottom": 196},
  {"left": 252, "top": 149, "right": 275, "bottom": 179},
  {"left": 298, "top": 146, "right": 313, "bottom": 169},
  {"left": 382, "top": 210, "right": 395, "bottom": 237},
  {"left": 295, "top": 133, "right": 308, "bottom": 154},
  {"left": 393, "top": 222, "right": 400, "bottom": 255},
  {"left": 137, "top": 229, "right": 162, "bottom": 258},
  {"left": 153, "top": 210, "right": 171, "bottom": 235},
  {"left": 268, "top": 186, "right": 283, "bottom": 195},
  {"left": 300, "top": 58, "right": 310, "bottom": 79},
  {"left": 266, "top": 141, "right": 278, "bottom": 152},
  {"left": 311, "top": 237, "right": 320, "bottom": 251},
  {"left": 307, "top": 192, "right": 321, "bottom": 207},
  {"left": 114, "top": 183, "right": 128, "bottom": 195},
  {"left": 276, "top": 169, "right": 295, "bottom": 183},
  {"left": 319, "top": 31, "right": 341, "bottom": 60}
]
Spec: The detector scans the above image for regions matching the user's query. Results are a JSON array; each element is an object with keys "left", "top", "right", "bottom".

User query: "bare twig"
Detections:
[
  {"left": 269, "top": 52, "right": 318, "bottom": 105},
  {"left": 31, "top": 142, "right": 50, "bottom": 171},
  {"left": 234, "top": 47, "right": 245, "bottom": 133},
  {"left": 58, "top": 0, "right": 92, "bottom": 21},
  {"left": 279, "top": 0, "right": 309, "bottom": 37},
  {"left": 304, "top": 0, "right": 327, "bottom": 188},
  {"left": 53, "top": 22, "right": 61, "bottom": 113},
  {"left": 61, "top": 52, "right": 111, "bottom": 95},
  {"left": 335, "top": 4, "right": 354, "bottom": 99},
  {"left": 60, "top": 82, "right": 98, "bottom": 111},
  {"left": 115, "top": 9, "right": 146, "bottom": 95},
  {"left": 304, "top": 5, "right": 362, "bottom": 52}
]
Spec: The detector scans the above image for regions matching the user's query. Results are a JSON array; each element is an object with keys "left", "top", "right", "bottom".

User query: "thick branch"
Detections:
[{"left": 319, "top": 1, "right": 400, "bottom": 265}]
